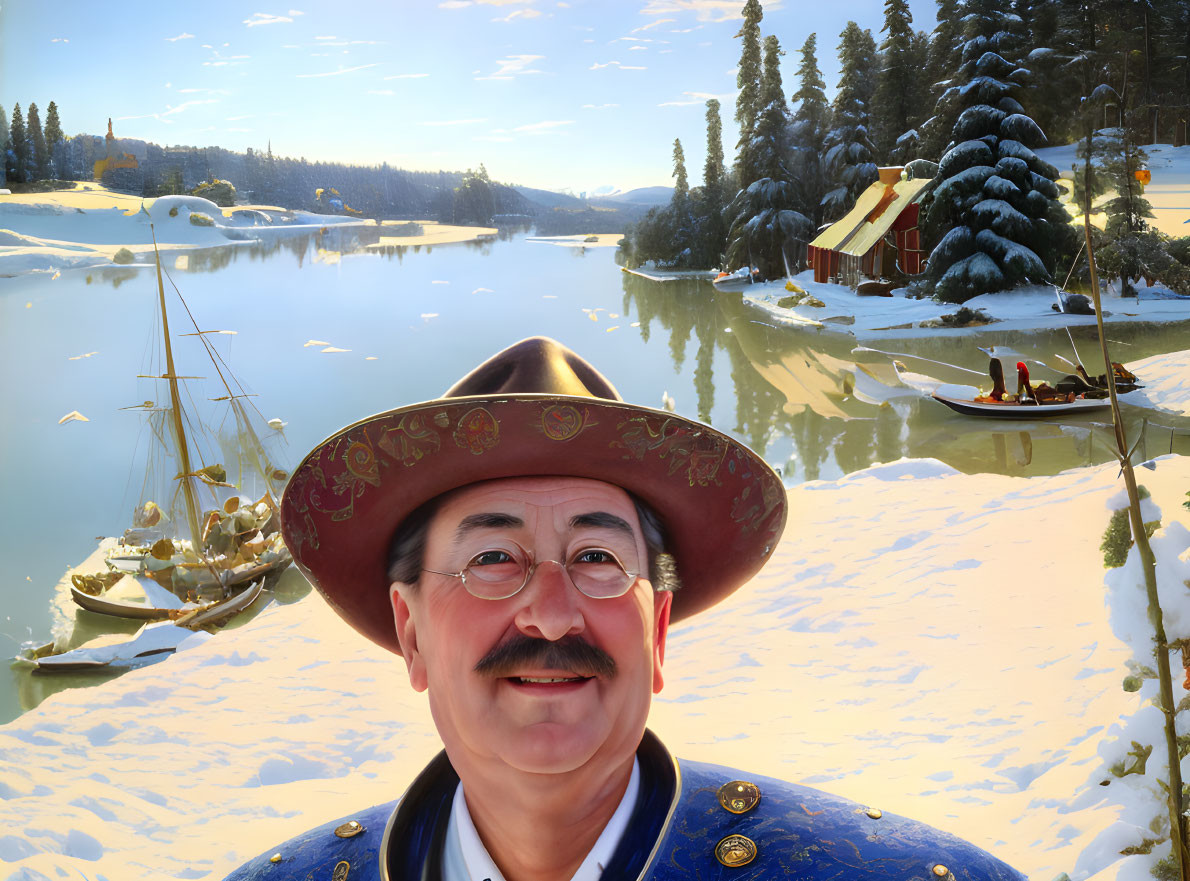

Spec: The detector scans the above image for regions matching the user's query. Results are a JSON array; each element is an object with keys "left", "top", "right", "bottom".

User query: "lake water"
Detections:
[{"left": 2, "top": 228, "right": 1188, "bottom": 722}]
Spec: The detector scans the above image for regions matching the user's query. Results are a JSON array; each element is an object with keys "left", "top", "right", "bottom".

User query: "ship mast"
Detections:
[{"left": 150, "top": 224, "right": 203, "bottom": 548}]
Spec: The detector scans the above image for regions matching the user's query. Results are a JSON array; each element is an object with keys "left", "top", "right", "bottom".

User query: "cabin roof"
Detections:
[{"left": 809, "top": 173, "right": 933, "bottom": 258}]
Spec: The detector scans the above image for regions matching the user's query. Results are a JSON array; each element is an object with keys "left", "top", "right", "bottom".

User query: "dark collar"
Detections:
[{"left": 381, "top": 730, "right": 678, "bottom": 881}]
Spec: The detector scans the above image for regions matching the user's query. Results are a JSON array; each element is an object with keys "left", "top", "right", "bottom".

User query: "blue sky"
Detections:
[{"left": 1, "top": 0, "right": 937, "bottom": 193}]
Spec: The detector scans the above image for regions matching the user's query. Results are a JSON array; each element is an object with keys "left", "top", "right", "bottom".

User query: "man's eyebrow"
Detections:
[
  {"left": 569, "top": 512, "right": 635, "bottom": 535},
  {"left": 453, "top": 512, "right": 524, "bottom": 542}
]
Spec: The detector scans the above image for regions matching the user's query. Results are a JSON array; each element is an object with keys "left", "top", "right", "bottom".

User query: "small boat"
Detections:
[
  {"left": 929, "top": 357, "right": 1136, "bottom": 419},
  {"left": 930, "top": 392, "right": 1113, "bottom": 418},
  {"left": 31, "top": 581, "right": 265, "bottom": 672},
  {"left": 712, "top": 266, "right": 763, "bottom": 292}
]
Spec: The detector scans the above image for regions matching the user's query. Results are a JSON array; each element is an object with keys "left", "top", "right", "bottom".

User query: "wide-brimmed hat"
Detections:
[{"left": 281, "top": 337, "right": 787, "bottom": 654}]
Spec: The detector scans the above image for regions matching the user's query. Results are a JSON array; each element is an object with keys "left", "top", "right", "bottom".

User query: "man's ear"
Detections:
[
  {"left": 390, "top": 583, "right": 428, "bottom": 692},
  {"left": 652, "top": 589, "right": 672, "bottom": 695}
]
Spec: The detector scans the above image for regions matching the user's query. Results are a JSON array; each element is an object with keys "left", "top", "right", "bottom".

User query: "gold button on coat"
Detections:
[
  {"left": 334, "top": 820, "right": 364, "bottom": 839},
  {"left": 717, "top": 780, "right": 761, "bottom": 814},
  {"left": 715, "top": 833, "right": 758, "bottom": 867},
  {"left": 932, "top": 865, "right": 950, "bottom": 878},
  {"left": 332, "top": 860, "right": 351, "bottom": 881}
]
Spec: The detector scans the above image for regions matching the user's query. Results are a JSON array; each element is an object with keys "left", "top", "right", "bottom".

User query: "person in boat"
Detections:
[{"left": 223, "top": 337, "right": 1026, "bottom": 881}]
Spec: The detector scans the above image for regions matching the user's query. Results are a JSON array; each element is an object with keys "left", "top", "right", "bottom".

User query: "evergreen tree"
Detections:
[
  {"left": 725, "top": 34, "right": 812, "bottom": 277},
  {"left": 872, "top": 0, "right": 921, "bottom": 161},
  {"left": 0, "top": 104, "right": 8, "bottom": 184},
  {"left": 821, "top": 22, "right": 879, "bottom": 222},
  {"left": 671, "top": 138, "right": 689, "bottom": 209},
  {"left": 789, "top": 33, "right": 832, "bottom": 230},
  {"left": 452, "top": 164, "right": 495, "bottom": 224},
  {"left": 26, "top": 103, "right": 48, "bottom": 181},
  {"left": 923, "top": 0, "right": 1071, "bottom": 302},
  {"left": 920, "top": 0, "right": 966, "bottom": 160},
  {"left": 733, "top": 0, "right": 765, "bottom": 188},
  {"left": 694, "top": 99, "right": 729, "bottom": 268},
  {"left": 43, "top": 101, "right": 63, "bottom": 150},
  {"left": 8, "top": 103, "right": 28, "bottom": 183},
  {"left": 44, "top": 101, "right": 65, "bottom": 179}
]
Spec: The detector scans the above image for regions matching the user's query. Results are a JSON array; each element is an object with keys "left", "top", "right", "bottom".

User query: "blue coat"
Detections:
[{"left": 223, "top": 731, "right": 1025, "bottom": 881}]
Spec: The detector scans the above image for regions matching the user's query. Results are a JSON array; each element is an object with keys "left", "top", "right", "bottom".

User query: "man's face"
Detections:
[{"left": 390, "top": 477, "right": 671, "bottom": 777}]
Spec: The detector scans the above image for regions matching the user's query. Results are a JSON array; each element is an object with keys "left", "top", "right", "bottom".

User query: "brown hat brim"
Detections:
[{"left": 282, "top": 393, "right": 786, "bottom": 654}]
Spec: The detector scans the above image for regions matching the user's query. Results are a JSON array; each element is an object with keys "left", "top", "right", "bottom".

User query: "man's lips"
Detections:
[{"left": 501, "top": 670, "right": 594, "bottom": 687}]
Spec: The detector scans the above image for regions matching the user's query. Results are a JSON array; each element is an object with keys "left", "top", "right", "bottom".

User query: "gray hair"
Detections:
[{"left": 386, "top": 491, "right": 681, "bottom": 594}]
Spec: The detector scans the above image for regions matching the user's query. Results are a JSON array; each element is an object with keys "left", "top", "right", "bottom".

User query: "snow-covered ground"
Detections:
[
  {"left": 3, "top": 455, "right": 1190, "bottom": 881},
  {"left": 0, "top": 185, "right": 498, "bottom": 277},
  {"left": 736, "top": 270, "right": 1190, "bottom": 340}
]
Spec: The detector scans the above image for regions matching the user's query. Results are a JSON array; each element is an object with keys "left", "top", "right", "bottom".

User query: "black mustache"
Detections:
[{"left": 474, "top": 634, "right": 617, "bottom": 679}]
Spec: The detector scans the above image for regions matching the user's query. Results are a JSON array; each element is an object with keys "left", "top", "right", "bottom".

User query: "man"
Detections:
[{"left": 225, "top": 337, "right": 1024, "bottom": 881}]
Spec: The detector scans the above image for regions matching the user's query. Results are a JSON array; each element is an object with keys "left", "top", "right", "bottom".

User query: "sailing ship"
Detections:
[{"left": 71, "top": 224, "right": 292, "bottom": 618}]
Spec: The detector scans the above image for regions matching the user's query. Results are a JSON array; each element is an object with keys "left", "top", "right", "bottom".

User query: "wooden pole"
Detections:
[
  {"left": 150, "top": 223, "right": 203, "bottom": 549},
  {"left": 1082, "top": 128, "right": 1189, "bottom": 881}
]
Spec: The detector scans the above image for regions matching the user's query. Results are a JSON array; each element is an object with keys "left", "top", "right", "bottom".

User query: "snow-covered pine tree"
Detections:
[
  {"left": 696, "top": 98, "right": 729, "bottom": 267},
  {"left": 26, "top": 103, "right": 48, "bottom": 182},
  {"left": 821, "top": 22, "right": 880, "bottom": 222},
  {"left": 922, "top": 0, "right": 1072, "bottom": 302},
  {"left": 8, "top": 104, "right": 27, "bottom": 184},
  {"left": 789, "top": 33, "right": 832, "bottom": 231},
  {"left": 670, "top": 138, "right": 694, "bottom": 264},
  {"left": 919, "top": 0, "right": 965, "bottom": 161},
  {"left": 0, "top": 105, "right": 8, "bottom": 185},
  {"left": 872, "top": 0, "right": 923, "bottom": 162},
  {"left": 734, "top": 0, "right": 765, "bottom": 189},
  {"left": 44, "top": 101, "right": 64, "bottom": 179},
  {"left": 725, "top": 35, "right": 813, "bottom": 277}
]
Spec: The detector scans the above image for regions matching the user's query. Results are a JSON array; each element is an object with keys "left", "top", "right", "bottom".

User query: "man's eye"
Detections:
[
  {"left": 471, "top": 550, "right": 514, "bottom": 567},
  {"left": 573, "top": 549, "right": 618, "bottom": 566}
]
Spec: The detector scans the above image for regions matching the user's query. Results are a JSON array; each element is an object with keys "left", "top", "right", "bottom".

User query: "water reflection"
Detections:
[{"left": 619, "top": 271, "right": 1190, "bottom": 482}]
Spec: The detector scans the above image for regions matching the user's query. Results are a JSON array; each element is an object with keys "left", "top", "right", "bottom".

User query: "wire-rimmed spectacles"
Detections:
[{"left": 423, "top": 543, "right": 640, "bottom": 601}]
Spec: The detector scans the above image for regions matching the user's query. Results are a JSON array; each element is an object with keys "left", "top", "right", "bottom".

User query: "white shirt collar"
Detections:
[{"left": 443, "top": 758, "right": 641, "bottom": 881}]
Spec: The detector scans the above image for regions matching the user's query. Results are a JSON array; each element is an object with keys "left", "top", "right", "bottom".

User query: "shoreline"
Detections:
[{"left": 0, "top": 184, "right": 504, "bottom": 279}]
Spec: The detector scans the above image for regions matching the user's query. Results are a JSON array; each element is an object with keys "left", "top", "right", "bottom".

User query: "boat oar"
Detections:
[{"left": 851, "top": 346, "right": 987, "bottom": 377}]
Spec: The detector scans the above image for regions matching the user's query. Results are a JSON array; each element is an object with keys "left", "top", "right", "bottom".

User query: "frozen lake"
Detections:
[{"left": 2, "top": 229, "right": 1188, "bottom": 722}]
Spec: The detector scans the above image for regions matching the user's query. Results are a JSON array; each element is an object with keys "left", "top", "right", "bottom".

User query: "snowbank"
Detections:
[
  {"left": 0, "top": 186, "right": 495, "bottom": 278},
  {"left": 4, "top": 456, "right": 1190, "bottom": 881},
  {"left": 737, "top": 271, "right": 1190, "bottom": 340}
]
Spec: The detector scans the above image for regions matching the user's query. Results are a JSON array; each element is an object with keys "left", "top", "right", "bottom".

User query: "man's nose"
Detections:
[{"left": 512, "top": 559, "right": 585, "bottom": 642}]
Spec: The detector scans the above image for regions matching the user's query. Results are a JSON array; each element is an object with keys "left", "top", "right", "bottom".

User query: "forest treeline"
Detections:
[
  {"left": 0, "top": 106, "right": 648, "bottom": 235},
  {"left": 622, "top": 0, "right": 1190, "bottom": 302}
]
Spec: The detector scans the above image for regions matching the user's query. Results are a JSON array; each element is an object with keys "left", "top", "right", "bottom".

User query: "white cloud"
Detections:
[
  {"left": 244, "top": 12, "right": 294, "bottom": 27},
  {"left": 639, "top": 0, "right": 772, "bottom": 22},
  {"left": 384, "top": 73, "right": 430, "bottom": 79},
  {"left": 164, "top": 99, "right": 218, "bottom": 116},
  {"left": 629, "top": 45, "right": 646, "bottom": 50},
  {"left": 420, "top": 118, "right": 488, "bottom": 126},
  {"left": 658, "top": 89, "right": 734, "bottom": 107},
  {"left": 439, "top": 0, "right": 471, "bottom": 6},
  {"left": 166, "top": 32, "right": 195, "bottom": 42},
  {"left": 513, "top": 119, "right": 573, "bottom": 133},
  {"left": 51, "top": 37, "right": 69, "bottom": 43},
  {"left": 492, "top": 8, "right": 542, "bottom": 21},
  {"left": 475, "top": 54, "right": 545, "bottom": 80},
  {"left": 296, "top": 63, "right": 379, "bottom": 78},
  {"left": 589, "top": 60, "right": 646, "bottom": 70},
  {"left": 632, "top": 17, "right": 674, "bottom": 32},
  {"left": 288, "top": 8, "right": 304, "bottom": 14}
]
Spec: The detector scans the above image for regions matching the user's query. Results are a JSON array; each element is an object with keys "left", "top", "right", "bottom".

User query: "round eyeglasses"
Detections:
[{"left": 423, "top": 544, "right": 640, "bottom": 601}]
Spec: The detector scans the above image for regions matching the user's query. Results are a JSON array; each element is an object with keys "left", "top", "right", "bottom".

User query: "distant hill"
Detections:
[{"left": 600, "top": 186, "right": 672, "bottom": 206}]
